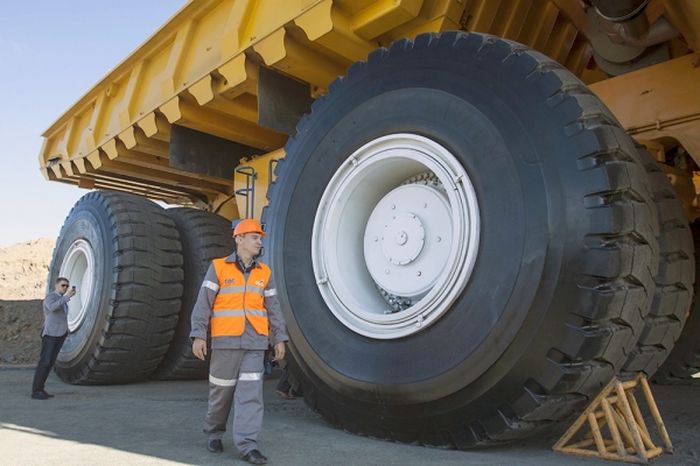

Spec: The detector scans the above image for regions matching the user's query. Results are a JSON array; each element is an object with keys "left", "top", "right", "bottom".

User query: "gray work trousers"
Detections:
[{"left": 204, "top": 349, "right": 264, "bottom": 455}]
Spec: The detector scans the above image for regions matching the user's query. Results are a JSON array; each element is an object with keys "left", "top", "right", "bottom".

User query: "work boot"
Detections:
[
  {"left": 241, "top": 449, "right": 267, "bottom": 464},
  {"left": 207, "top": 439, "right": 223, "bottom": 453},
  {"left": 31, "top": 391, "right": 50, "bottom": 400}
]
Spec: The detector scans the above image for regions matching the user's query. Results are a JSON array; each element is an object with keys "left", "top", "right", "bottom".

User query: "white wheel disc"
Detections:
[
  {"left": 59, "top": 239, "right": 95, "bottom": 332},
  {"left": 312, "top": 133, "right": 480, "bottom": 339}
]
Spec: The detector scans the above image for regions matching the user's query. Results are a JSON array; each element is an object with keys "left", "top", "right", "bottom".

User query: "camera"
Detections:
[{"left": 71, "top": 285, "right": 76, "bottom": 291}]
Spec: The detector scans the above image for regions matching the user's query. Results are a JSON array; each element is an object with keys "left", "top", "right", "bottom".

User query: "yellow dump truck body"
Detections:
[{"left": 40, "top": 0, "right": 700, "bottom": 215}]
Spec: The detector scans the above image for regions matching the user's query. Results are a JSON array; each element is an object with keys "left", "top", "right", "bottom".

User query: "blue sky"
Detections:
[{"left": 0, "top": 1, "right": 186, "bottom": 247}]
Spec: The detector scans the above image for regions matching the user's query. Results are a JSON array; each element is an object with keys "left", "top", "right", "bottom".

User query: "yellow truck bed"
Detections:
[{"left": 40, "top": 0, "right": 600, "bottom": 203}]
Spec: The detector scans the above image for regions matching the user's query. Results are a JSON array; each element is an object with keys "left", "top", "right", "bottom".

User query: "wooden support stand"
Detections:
[{"left": 553, "top": 373, "right": 673, "bottom": 464}]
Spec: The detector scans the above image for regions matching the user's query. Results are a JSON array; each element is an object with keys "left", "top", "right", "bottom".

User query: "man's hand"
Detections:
[
  {"left": 272, "top": 341, "right": 286, "bottom": 362},
  {"left": 67, "top": 288, "right": 77, "bottom": 298},
  {"left": 192, "top": 338, "right": 207, "bottom": 360}
]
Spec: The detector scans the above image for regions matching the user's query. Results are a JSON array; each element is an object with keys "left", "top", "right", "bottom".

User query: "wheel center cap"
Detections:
[
  {"left": 395, "top": 231, "right": 408, "bottom": 245},
  {"left": 363, "top": 183, "right": 453, "bottom": 298},
  {"left": 382, "top": 213, "right": 424, "bottom": 265}
]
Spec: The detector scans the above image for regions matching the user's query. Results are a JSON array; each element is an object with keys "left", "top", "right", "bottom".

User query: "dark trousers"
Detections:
[
  {"left": 32, "top": 334, "right": 66, "bottom": 393},
  {"left": 275, "top": 369, "right": 291, "bottom": 394}
]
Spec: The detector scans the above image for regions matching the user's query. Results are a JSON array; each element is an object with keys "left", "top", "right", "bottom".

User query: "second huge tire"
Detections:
[
  {"left": 50, "top": 191, "right": 183, "bottom": 384},
  {"left": 152, "top": 208, "right": 235, "bottom": 380},
  {"left": 620, "top": 149, "right": 694, "bottom": 378},
  {"left": 653, "top": 222, "right": 700, "bottom": 383},
  {"left": 263, "top": 32, "right": 659, "bottom": 447}
]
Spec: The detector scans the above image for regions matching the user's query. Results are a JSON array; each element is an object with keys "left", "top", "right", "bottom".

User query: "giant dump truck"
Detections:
[{"left": 39, "top": 0, "right": 700, "bottom": 447}]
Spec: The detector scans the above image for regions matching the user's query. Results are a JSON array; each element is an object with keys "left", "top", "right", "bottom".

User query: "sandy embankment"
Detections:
[{"left": 0, "top": 238, "right": 54, "bottom": 364}]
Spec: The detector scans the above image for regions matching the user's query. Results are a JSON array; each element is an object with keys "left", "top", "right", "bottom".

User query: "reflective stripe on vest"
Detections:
[{"left": 211, "top": 258, "right": 271, "bottom": 337}]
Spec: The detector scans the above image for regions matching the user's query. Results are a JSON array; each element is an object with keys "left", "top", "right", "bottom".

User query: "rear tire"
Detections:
[
  {"left": 653, "top": 222, "right": 700, "bottom": 383},
  {"left": 152, "top": 208, "right": 234, "bottom": 380},
  {"left": 620, "top": 150, "right": 694, "bottom": 378},
  {"left": 51, "top": 191, "right": 183, "bottom": 384},
  {"left": 264, "top": 32, "right": 659, "bottom": 447}
]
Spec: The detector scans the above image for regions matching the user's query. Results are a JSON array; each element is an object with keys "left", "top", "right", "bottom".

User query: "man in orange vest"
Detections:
[{"left": 190, "top": 218, "right": 288, "bottom": 465}]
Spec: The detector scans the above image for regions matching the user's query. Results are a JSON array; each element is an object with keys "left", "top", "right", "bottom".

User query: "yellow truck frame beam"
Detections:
[{"left": 39, "top": 0, "right": 700, "bottom": 214}]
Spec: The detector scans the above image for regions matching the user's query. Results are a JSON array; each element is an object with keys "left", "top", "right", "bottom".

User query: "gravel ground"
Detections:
[{"left": 1, "top": 367, "right": 699, "bottom": 465}]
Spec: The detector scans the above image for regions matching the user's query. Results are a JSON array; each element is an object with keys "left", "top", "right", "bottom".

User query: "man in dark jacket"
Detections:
[{"left": 31, "top": 277, "right": 75, "bottom": 399}]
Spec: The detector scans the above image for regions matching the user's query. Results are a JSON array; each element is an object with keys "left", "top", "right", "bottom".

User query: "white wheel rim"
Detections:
[
  {"left": 59, "top": 239, "right": 95, "bottom": 332},
  {"left": 312, "top": 133, "right": 480, "bottom": 339}
]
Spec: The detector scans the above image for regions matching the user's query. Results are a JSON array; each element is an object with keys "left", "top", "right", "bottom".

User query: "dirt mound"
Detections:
[
  {"left": 0, "top": 300, "right": 42, "bottom": 364},
  {"left": 0, "top": 237, "right": 55, "bottom": 300},
  {"left": 0, "top": 238, "right": 55, "bottom": 364}
]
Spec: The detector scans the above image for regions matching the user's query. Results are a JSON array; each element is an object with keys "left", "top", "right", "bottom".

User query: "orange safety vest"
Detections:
[{"left": 211, "top": 257, "right": 271, "bottom": 337}]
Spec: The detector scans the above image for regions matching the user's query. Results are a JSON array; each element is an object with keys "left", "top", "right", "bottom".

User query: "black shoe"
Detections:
[
  {"left": 241, "top": 449, "right": 267, "bottom": 465},
  {"left": 207, "top": 439, "right": 223, "bottom": 453},
  {"left": 41, "top": 390, "right": 55, "bottom": 398},
  {"left": 31, "top": 391, "right": 50, "bottom": 400}
]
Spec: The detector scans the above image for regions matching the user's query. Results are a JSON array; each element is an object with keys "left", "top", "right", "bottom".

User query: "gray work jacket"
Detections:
[
  {"left": 42, "top": 290, "right": 70, "bottom": 337},
  {"left": 190, "top": 251, "right": 289, "bottom": 350}
]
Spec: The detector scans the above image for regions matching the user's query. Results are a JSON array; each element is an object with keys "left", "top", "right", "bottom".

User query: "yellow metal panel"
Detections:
[
  {"left": 187, "top": 76, "right": 259, "bottom": 123},
  {"left": 233, "top": 149, "right": 285, "bottom": 220},
  {"left": 137, "top": 112, "right": 172, "bottom": 142},
  {"left": 590, "top": 54, "right": 700, "bottom": 163},
  {"left": 160, "top": 19, "right": 196, "bottom": 97},
  {"left": 490, "top": 0, "right": 530, "bottom": 40},
  {"left": 60, "top": 161, "right": 75, "bottom": 178},
  {"left": 351, "top": 0, "right": 424, "bottom": 40},
  {"left": 216, "top": 54, "right": 259, "bottom": 98},
  {"left": 254, "top": 28, "right": 346, "bottom": 88},
  {"left": 73, "top": 158, "right": 87, "bottom": 175},
  {"left": 294, "top": 0, "right": 375, "bottom": 63},
  {"left": 335, "top": 0, "right": 376, "bottom": 14},
  {"left": 51, "top": 119, "right": 74, "bottom": 161},
  {"left": 159, "top": 95, "right": 286, "bottom": 149},
  {"left": 531, "top": 2, "right": 560, "bottom": 50},
  {"left": 116, "top": 61, "right": 146, "bottom": 129},
  {"left": 179, "top": 2, "right": 230, "bottom": 88},
  {"left": 117, "top": 126, "right": 170, "bottom": 157},
  {"left": 661, "top": 0, "right": 700, "bottom": 52},
  {"left": 85, "top": 93, "right": 106, "bottom": 150},
  {"left": 545, "top": 19, "right": 577, "bottom": 65},
  {"left": 86, "top": 150, "right": 103, "bottom": 170},
  {"left": 137, "top": 42, "right": 176, "bottom": 118},
  {"left": 467, "top": 0, "right": 502, "bottom": 33}
]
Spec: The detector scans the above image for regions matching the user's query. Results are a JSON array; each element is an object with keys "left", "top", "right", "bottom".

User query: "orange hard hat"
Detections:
[{"left": 233, "top": 218, "right": 265, "bottom": 237}]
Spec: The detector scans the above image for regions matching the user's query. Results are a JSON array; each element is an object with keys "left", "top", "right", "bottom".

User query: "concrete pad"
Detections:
[{"left": 1, "top": 368, "right": 699, "bottom": 465}]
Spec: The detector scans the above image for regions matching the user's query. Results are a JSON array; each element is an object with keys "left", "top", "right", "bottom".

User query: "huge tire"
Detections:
[
  {"left": 620, "top": 150, "right": 694, "bottom": 378},
  {"left": 151, "top": 208, "right": 234, "bottom": 380},
  {"left": 50, "top": 191, "right": 183, "bottom": 384},
  {"left": 653, "top": 222, "right": 700, "bottom": 383},
  {"left": 263, "top": 32, "right": 659, "bottom": 447}
]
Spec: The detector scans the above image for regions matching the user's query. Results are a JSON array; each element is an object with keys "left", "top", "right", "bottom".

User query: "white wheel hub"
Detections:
[
  {"left": 59, "top": 239, "right": 95, "bottom": 332},
  {"left": 365, "top": 184, "right": 452, "bottom": 298},
  {"left": 312, "top": 133, "right": 480, "bottom": 339}
]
